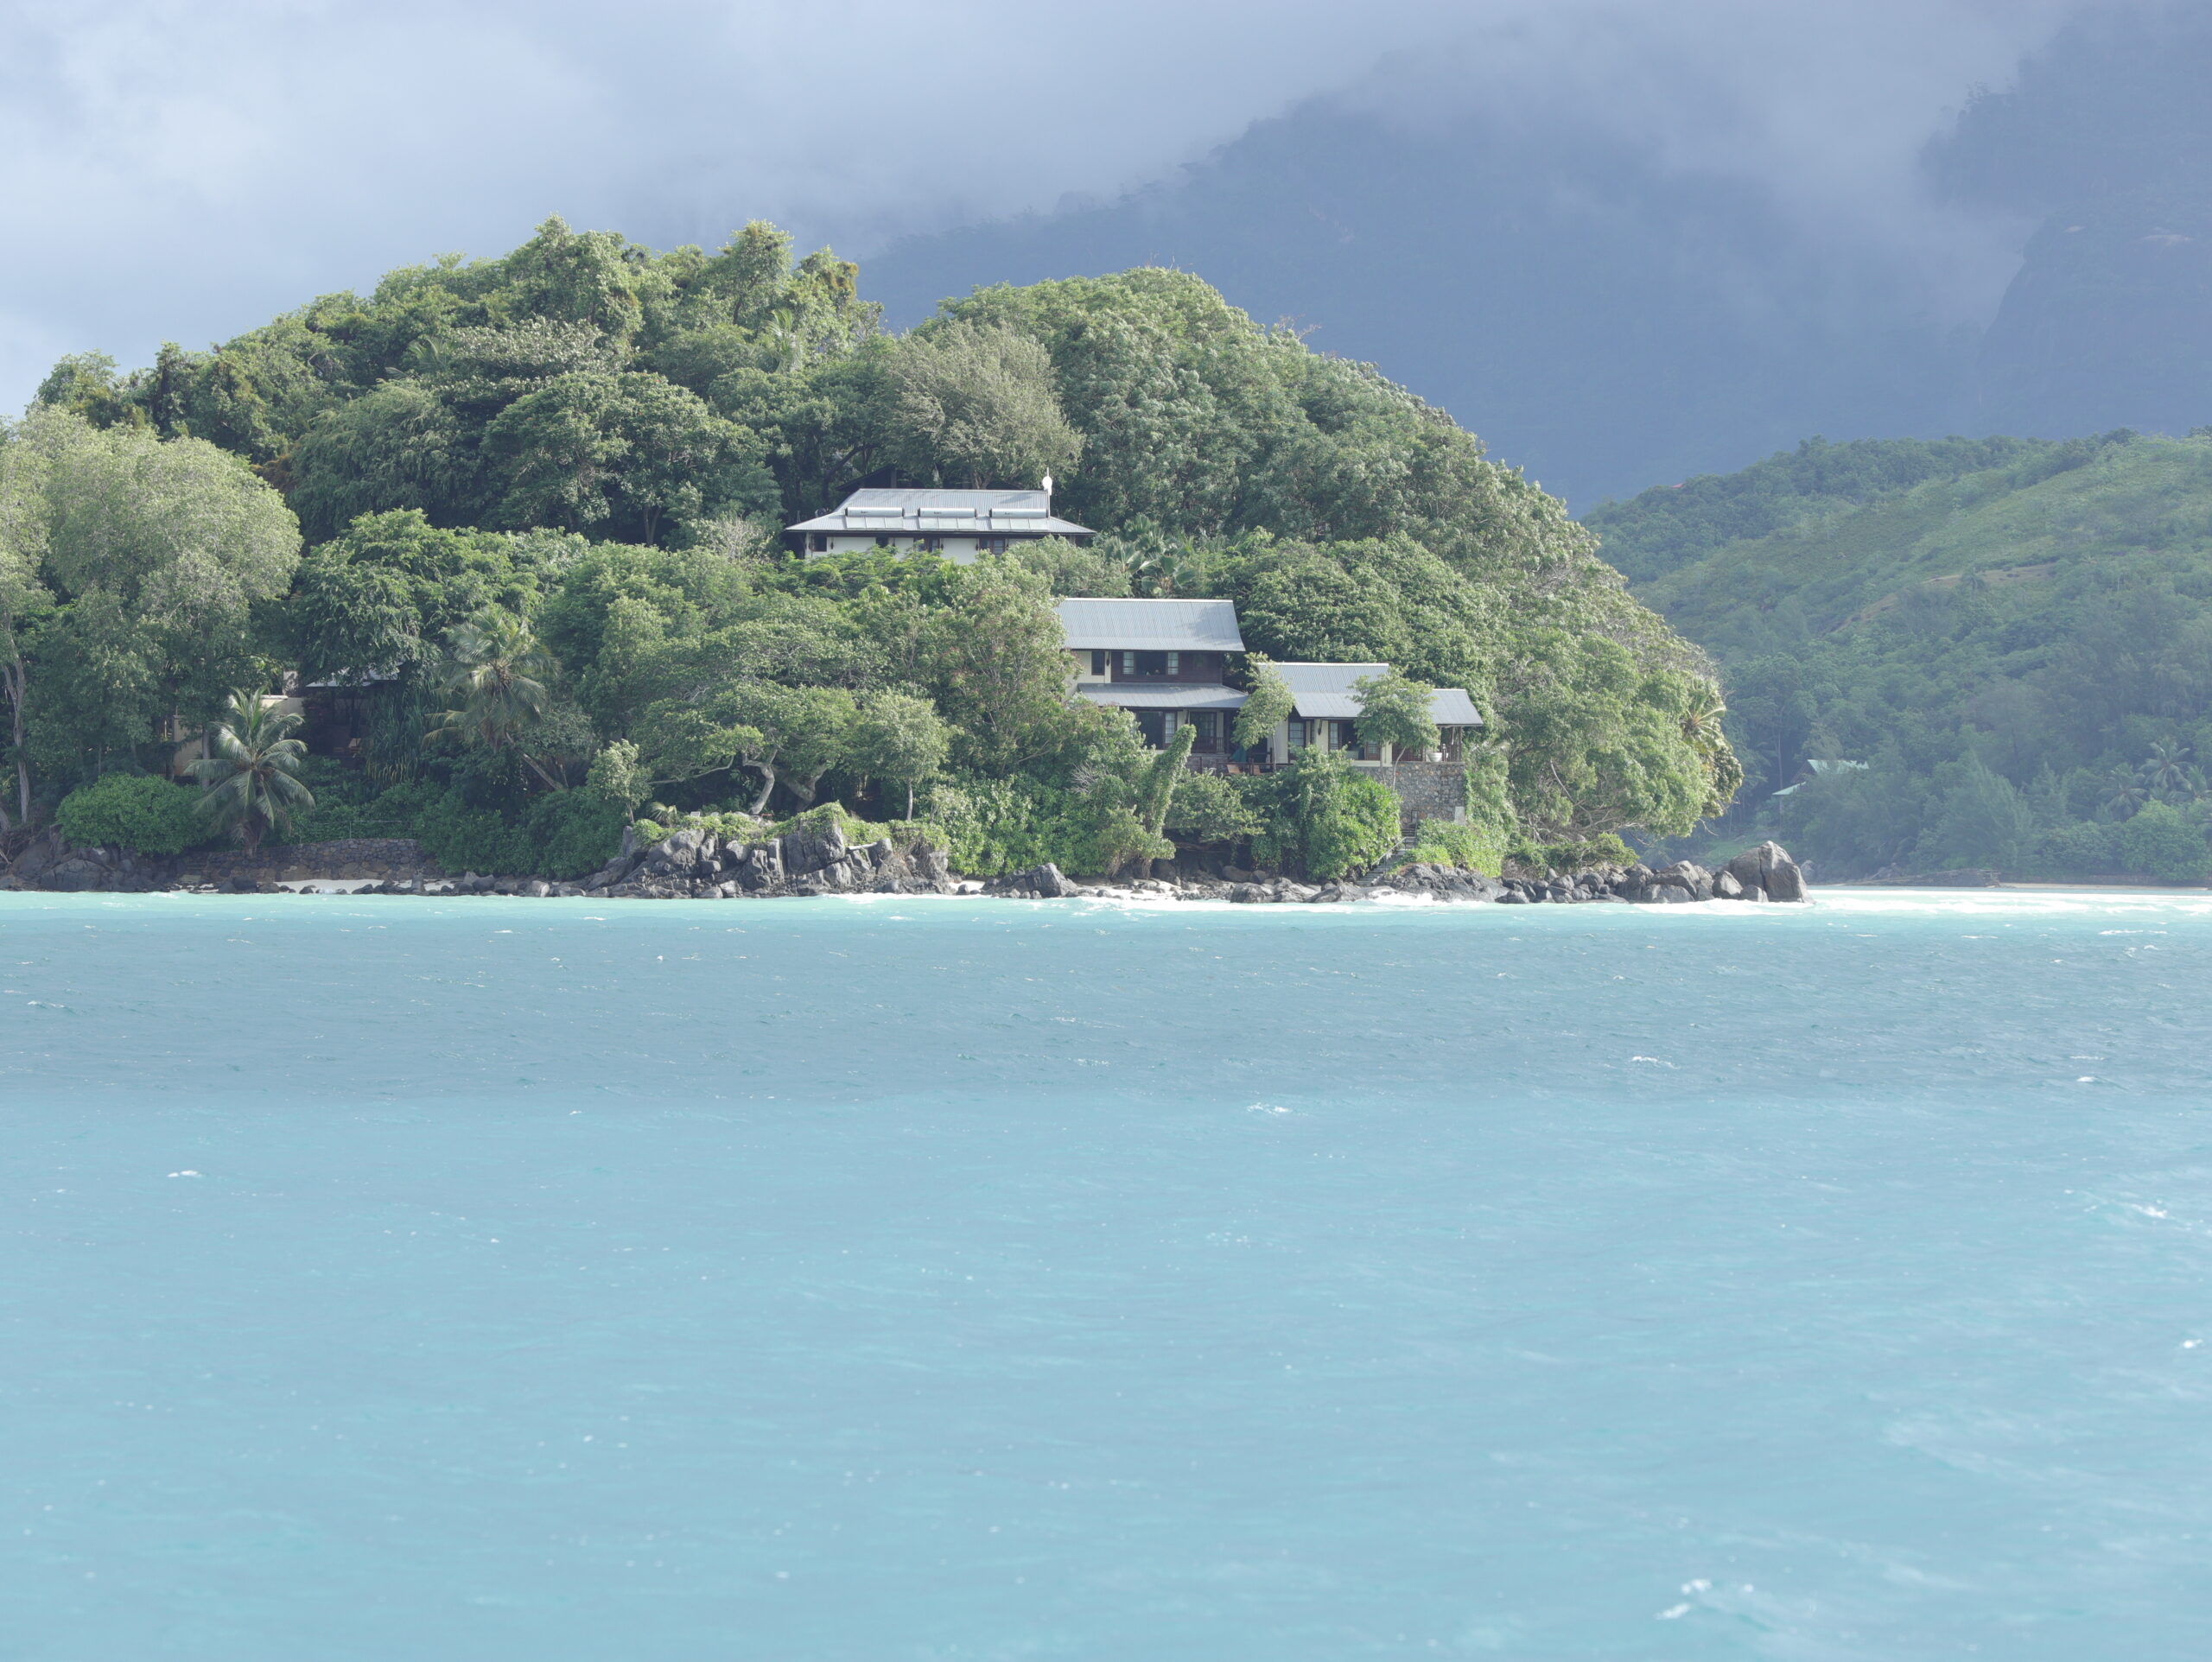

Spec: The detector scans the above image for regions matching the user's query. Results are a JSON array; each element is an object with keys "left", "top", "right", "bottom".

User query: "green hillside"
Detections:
[
  {"left": 1597, "top": 430, "right": 2212, "bottom": 879},
  {"left": 1583, "top": 435, "right": 2054, "bottom": 584},
  {"left": 5, "top": 219, "right": 1735, "bottom": 880}
]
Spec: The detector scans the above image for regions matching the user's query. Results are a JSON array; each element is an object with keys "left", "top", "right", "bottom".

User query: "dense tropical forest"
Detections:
[
  {"left": 1, "top": 219, "right": 1734, "bottom": 882},
  {"left": 1596, "top": 432, "right": 2212, "bottom": 879}
]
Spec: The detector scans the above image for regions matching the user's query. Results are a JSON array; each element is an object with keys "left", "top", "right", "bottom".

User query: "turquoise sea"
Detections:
[{"left": 3, "top": 888, "right": 2209, "bottom": 1659}]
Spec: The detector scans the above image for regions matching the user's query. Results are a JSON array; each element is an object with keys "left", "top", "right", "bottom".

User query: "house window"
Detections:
[
  {"left": 807, "top": 533, "right": 828, "bottom": 553},
  {"left": 1332, "top": 720, "right": 1358, "bottom": 751},
  {"left": 917, "top": 536, "right": 942, "bottom": 553},
  {"left": 874, "top": 534, "right": 893, "bottom": 549},
  {"left": 979, "top": 536, "right": 1010, "bottom": 555},
  {"left": 1287, "top": 718, "right": 1310, "bottom": 752},
  {"left": 1121, "top": 650, "right": 1169, "bottom": 677},
  {"left": 1166, "top": 651, "right": 1180, "bottom": 676},
  {"left": 1090, "top": 650, "right": 1109, "bottom": 676}
]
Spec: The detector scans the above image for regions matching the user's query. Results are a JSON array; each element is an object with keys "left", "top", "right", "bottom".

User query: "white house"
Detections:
[
  {"left": 787, "top": 484, "right": 1092, "bottom": 562},
  {"left": 1264, "top": 663, "right": 1483, "bottom": 766}
]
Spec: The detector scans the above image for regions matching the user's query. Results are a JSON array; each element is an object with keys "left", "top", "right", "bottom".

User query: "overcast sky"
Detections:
[{"left": 0, "top": 0, "right": 2087, "bottom": 411}]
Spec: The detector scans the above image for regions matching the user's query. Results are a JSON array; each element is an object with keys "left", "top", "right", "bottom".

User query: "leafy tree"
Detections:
[
  {"left": 190, "top": 690, "right": 315, "bottom": 853},
  {"left": 1353, "top": 670, "right": 1440, "bottom": 758},
  {"left": 1008, "top": 536, "right": 1131, "bottom": 598},
  {"left": 882, "top": 321, "right": 1081, "bottom": 489},
  {"left": 7, "top": 409, "right": 300, "bottom": 804},
  {"left": 1249, "top": 747, "right": 1401, "bottom": 880},
  {"left": 584, "top": 738, "right": 648, "bottom": 820},
  {"left": 482, "top": 371, "right": 776, "bottom": 544},
  {"left": 924, "top": 564, "right": 1076, "bottom": 771},
  {"left": 0, "top": 418, "right": 54, "bottom": 830},
  {"left": 1233, "top": 655, "right": 1294, "bottom": 756},
  {"left": 54, "top": 773, "right": 207, "bottom": 854},
  {"left": 1163, "top": 771, "right": 1261, "bottom": 843},
  {"left": 849, "top": 689, "right": 950, "bottom": 818},
  {"left": 2118, "top": 800, "right": 2212, "bottom": 879},
  {"left": 283, "top": 510, "right": 536, "bottom": 683},
  {"left": 286, "top": 381, "right": 474, "bottom": 541},
  {"left": 628, "top": 700, "right": 764, "bottom": 798},
  {"left": 1929, "top": 756, "right": 2039, "bottom": 870}
]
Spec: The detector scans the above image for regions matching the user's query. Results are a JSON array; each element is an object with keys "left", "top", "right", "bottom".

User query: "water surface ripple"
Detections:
[{"left": 3, "top": 890, "right": 2208, "bottom": 1659}]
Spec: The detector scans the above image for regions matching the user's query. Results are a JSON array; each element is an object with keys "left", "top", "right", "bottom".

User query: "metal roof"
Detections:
[
  {"left": 788, "top": 487, "right": 1092, "bottom": 537},
  {"left": 1076, "top": 685, "right": 1249, "bottom": 712},
  {"left": 1056, "top": 599, "right": 1246, "bottom": 651},
  {"left": 1268, "top": 663, "right": 1484, "bottom": 726}
]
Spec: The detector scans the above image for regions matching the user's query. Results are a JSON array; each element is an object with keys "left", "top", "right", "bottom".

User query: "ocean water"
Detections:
[{"left": 3, "top": 888, "right": 2209, "bottom": 1660}]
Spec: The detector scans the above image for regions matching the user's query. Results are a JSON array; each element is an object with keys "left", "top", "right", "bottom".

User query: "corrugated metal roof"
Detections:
[
  {"left": 1056, "top": 599, "right": 1245, "bottom": 651},
  {"left": 788, "top": 487, "right": 1092, "bottom": 536},
  {"left": 1077, "top": 686, "right": 1249, "bottom": 711},
  {"left": 1269, "top": 663, "right": 1483, "bottom": 726},
  {"left": 1427, "top": 688, "right": 1484, "bottom": 726},
  {"left": 1288, "top": 693, "right": 1369, "bottom": 720},
  {"left": 1274, "top": 662, "right": 1390, "bottom": 693}
]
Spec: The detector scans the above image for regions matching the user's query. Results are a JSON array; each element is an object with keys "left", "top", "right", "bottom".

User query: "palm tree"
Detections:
[
  {"left": 1680, "top": 681, "right": 1728, "bottom": 758},
  {"left": 427, "top": 609, "right": 564, "bottom": 790},
  {"left": 2141, "top": 740, "right": 2194, "bottom": 799},
  {"left": 2101, "top": 764, "right": 2151, "bottom": 819},
  {"left": 191, "top": 690, "right": 315, "bottom": 853}
]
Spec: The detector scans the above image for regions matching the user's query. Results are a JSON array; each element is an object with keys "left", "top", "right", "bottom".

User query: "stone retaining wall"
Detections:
[{"left": 1374, "top": 761, "right": 1467, "bottom": 831}]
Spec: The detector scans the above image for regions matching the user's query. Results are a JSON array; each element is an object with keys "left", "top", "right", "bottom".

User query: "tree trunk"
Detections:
[
  {"left": 5, "top": 655, "right": 30, "bottom": 829},
  {"left": 747, "top": 759, "right": 778, "bottom": 816}
]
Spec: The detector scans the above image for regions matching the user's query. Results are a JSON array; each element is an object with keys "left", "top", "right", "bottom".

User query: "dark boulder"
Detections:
[
  {"left": 780, "top": 817, "right": 847, "bottom": 877},
  {"left": 987, "top": 862, "right": 1078, "bottom": 898},
  {"left": 45, "top": 853, "right": 110, "bottom": 892},
  {"left": 1726, "top": 842, "right": 1808, "bottom": 902},
  {"left": 644, "top": 828, "right": 718, "bottom": 879}
]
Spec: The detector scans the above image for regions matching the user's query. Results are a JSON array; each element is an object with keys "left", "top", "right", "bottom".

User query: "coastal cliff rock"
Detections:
[
  {"left": 582, "top": 819, "right": 955, "bottom": 901},
  {"left": 1727, "top": 842, "right": 1807, "bottom": 902},
  {"left": 986, "top": 863, "right": 1079, "bottom": 898},
  {"left": 4, "top": 816, "right": 1808, "bottom": 910}
]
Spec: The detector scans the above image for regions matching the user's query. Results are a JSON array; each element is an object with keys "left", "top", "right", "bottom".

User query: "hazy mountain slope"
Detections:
[
  {"left": 1618, "top": 432, "right": 2212, "bottom": 874},
  {"left": 866, "top": 102, "right": 1975, "bottom": 509},
  {"left": 1930, "top": 10, "right": 2212, "bottom": 438},
  {"left": 871, "top": 8, "right": 2212, "bottom": 507},
  {"left": 1584, "top": 435, "right": 2052, "bottom": 584}
]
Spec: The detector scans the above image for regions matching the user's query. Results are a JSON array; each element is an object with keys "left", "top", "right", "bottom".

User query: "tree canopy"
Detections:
[{"left": 23, "top": 222, "right": 1739, "bottom": 871}]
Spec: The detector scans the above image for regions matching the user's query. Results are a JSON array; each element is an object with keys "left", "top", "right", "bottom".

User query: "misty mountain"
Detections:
[
  {"left": 866, "top": 5, "right": 2212, "bottom": 509},
  {"left": 865, "top": 100, "right": 1975, "bottom": 510},
  {"left": 1932, "top": 8, "right": 2212, "bottom": 441}
]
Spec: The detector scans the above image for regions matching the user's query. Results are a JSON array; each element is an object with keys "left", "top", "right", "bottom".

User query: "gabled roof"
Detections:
[
  {"left": 1056, "top": 598, "right": 1245, "bottom": 652},
  {"left": 788, "top": 487, "right": 1092, "bottom": 537},
  {"left": 1076, "top": 685, "right": 1249, "bottom": 712},
  {"left": 1268, "top": 663, "right": 1484, "bottom": 726}
]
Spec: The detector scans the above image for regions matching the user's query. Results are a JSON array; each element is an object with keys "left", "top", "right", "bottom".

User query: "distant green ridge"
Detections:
[
  {"left": 1584, "top": 435, "right": 2057, "bottom": 584},
  {"left": 1596, "top": 428, "right": 2212, "bottom": 879}
]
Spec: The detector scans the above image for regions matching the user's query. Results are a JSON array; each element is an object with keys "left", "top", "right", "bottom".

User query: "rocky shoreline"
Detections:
[{"left": 1, "top": 818, "right": 1811, "bottom": 906}]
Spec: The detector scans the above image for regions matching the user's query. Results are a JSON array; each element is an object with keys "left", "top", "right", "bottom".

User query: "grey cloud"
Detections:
[{"left": 0, "top": 0, "right": 2092, "bottom": 409}]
